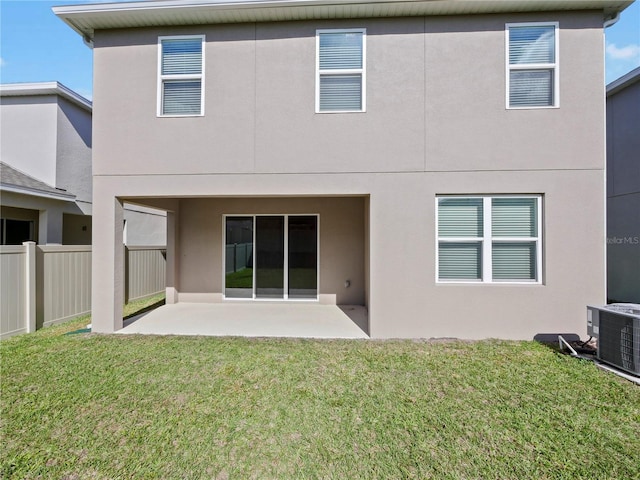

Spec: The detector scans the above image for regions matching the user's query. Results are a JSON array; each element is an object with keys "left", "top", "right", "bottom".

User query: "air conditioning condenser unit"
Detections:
[{"left": 587, "top": 304, "right": 640, "bottom": 376}]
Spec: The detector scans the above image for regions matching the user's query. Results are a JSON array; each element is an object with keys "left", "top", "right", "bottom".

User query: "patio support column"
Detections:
[
  {"left": 91, "top": 192, "right": 124, "bottom": 333},
  {"left": 165, "top": 201, "right": 180, "bottom": 304}
]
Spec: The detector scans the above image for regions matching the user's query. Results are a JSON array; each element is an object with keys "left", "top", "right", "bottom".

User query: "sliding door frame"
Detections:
[{"left": 222, "top": 213, "right": 320, "bottom": 301}]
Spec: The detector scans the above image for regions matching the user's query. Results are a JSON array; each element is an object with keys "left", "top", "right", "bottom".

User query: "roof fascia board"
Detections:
[
  {"left": 0, "top": 184, "right": 77, "bottom": 202},
  {"left": 0, "top": 82, "right": 92, "bottom": 112},
  {"left": 607, "top": 66, "right": 640, "bottom": 96},
  {"left": 54, "top": 0, "right": 634, "bottom": 42},
  {"left": 51, "top": 0, "right": 633, "bottom": 13}
]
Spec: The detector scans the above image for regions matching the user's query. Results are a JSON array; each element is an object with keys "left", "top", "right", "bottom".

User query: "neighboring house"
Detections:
[
  {"left": 54, "top": 0, "right": 631, "bottom": 338},
  {"left": 606, "top": 66, "right": 640, "bottom": 304},
  {"left": 0, "top": 82, "right": 167, "bottom": 245},
  {"left": 1, "top": 83, "right": 93, "bottom": 244}
]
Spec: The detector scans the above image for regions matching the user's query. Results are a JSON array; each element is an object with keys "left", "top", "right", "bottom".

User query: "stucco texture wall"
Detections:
[
  {"left": 89, "top": 11, "right": 606, "bottom": 339},
  {"left": 0, "top": 96, "right": 58, "bottom": 186},
  {"left": 92, "top": 12, "right": 604, "bottom": 177},
  {"left": 176, "top": 197, "right": 365, "bottom": 305}
]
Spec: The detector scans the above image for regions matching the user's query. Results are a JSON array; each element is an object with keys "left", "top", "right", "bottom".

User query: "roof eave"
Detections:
[
  {"left": 0, "top": 184, "right": 77, "bottom": 202},
  {"left": 0, "top": 81, "right": 92, "bottom": 111},
  {"left": 607, "top": 66, "right": 640, "bottom": 96},
  {"left": 53, "top": 0, "right": 635, "bottom": 44}
]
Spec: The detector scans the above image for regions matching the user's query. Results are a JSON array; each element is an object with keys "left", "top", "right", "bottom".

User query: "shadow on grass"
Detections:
[
  {"left": 63, "top": 295, "right": 167, "bottom": 336},
  {"left": 533, "top": 333, "right": 598, "bottom": 365},
  {"left": 124, "top": 297, "right": 166, "bottom": 320}
]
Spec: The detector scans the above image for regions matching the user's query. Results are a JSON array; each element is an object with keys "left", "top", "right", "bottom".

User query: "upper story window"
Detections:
[
  {"left": 158, "top": 35, "right": 204, "bottom": 117},
  {"left": 437, "top": 196, "right": 542, "bottom": 283},
  {"left": 506, "top": 23, "right": 558, "bottom": 109},
  {"left": 316, "top": 29, "right": 366, "bottom": 113}
]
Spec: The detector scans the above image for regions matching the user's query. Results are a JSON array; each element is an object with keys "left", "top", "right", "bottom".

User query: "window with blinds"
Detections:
[
  {"left": 158, "top": 35, "right": 204, "bottom": 116},
  {"left": 506, "top": 23, "right": 558, "bottom": 108},
  {"left": 316, "top": 29, "right": 366, "bottom": 113},
  {"left": 437, "top": 196, "right": 542, "bottom": 282}
]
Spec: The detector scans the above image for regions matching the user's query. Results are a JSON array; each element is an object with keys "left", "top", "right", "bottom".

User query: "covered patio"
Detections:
[{"left": 117, "top": 303, "right": 369, "bottom": 339}]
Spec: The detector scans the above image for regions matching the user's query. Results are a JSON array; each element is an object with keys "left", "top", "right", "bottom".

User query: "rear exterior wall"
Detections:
[{"left": 91, "top": 11, "right": 606, "bottom": 338}]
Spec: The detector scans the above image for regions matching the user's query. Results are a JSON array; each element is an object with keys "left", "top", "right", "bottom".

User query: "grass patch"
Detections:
[
  {"left": 1, "top": 332, "right": 638, "bottom": 479},
  {"left": 225, "top": 268, "right": 253, "bottom": 288},
  {"left": 225, "top": 268, "right": 317, "bottom": 289},
  {"left": 124, "top": 293, "right": 166, "bottom": 319},
  {"left": 24, "top": 293, "right": 166, "bottom": 339}
]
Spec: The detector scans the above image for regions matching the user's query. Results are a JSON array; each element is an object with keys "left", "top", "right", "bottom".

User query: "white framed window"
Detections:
[
  {"left": 158, "top": 35, "right": 205, "bottom": 117},
  {"left": 316, "top": 29, "right": 366, "bottom": 113},
  {"left": 436, "top": 195, "right": 542, "bottom": 283},
  {"left": 506, "top": 22, "right": 558, "bottom": 109}
]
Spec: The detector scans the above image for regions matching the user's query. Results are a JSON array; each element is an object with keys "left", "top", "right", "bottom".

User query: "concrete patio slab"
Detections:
[{"left": 117, "top": 303, "right": 369, "bottom": 338}]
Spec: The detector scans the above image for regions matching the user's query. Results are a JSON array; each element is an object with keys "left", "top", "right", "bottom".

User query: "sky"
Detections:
[{"left": 1, "top": 0, "right": 639, "bottom": 101}]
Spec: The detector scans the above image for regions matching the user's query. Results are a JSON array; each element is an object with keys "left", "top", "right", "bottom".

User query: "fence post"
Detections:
[
  {"left": 233, "top": 243, "right": 237, "bottom": 273},
  {"left": 23, "top": 241, "right": 36, "bottom": 333}
]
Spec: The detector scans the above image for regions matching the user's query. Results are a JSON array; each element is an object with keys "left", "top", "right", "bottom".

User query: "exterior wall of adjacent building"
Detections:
[
  {"left": 56, "top": 95, "right": 93, "bottom": 210},
  {"left": 1, "top": 92, "right": 92, "bottom": 243},
  {"left": 606, "top": 69, "right": 640, "bottom": 303},
  {"left": 91, "top": 11, "right": 606, "bottom": 338},
  {"left": 62, "top": 213, "right": 93, "bottom": 245},
  {"left": 0, "top": 95, "right": 59, "bottom": 187},
  {"left": 0, "top": 192, "right": 82, "bottom": 244},
  {"left": 124, "top": 205, "right": 168, "bottom": 246}
]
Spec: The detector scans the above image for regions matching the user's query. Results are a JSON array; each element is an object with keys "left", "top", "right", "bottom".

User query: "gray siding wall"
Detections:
[{"left": 607, "top": 75, "right": 640, "bottom": 303}]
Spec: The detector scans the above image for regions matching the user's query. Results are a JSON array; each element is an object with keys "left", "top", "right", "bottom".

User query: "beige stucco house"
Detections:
[
  {"left": 54, "top": 0, "right": 632, "bottom": 338},
  {"left": 1, "top": 82, "right": 94, "bottom": 245},
  {"left": 0, "top": 82, "right": 167, "bottom": 246},
  {"left": 606, "top": 66, "right": 640, "bottom": 304}
]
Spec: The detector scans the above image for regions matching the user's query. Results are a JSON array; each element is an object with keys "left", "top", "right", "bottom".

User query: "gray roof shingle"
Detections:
[{"left": 0, "top": 162, "right": 75, "bottom": 199}]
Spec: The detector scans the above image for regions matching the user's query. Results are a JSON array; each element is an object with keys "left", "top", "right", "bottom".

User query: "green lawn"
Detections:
[
  {"left": 225, "top": 268, "right": 317, "bottom": 289},
  {"left": 225, "top": 268, "right": 253, "bottom": 288},
  {"left": 1, "top": 318, "right": 639, "bottom": 479}
]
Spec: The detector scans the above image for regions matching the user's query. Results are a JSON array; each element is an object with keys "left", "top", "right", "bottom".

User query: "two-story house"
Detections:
[
  {"left": 1, "top": 82, "right": 93, "bottom": 244},
  {"left": 0, "top": 82, "right": 167, "bottom": 246},
  {"left": 54, "top": 0, "right": 632, "bottom": 338}
]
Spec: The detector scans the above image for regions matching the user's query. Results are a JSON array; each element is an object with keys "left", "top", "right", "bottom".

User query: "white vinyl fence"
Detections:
[
  {"left": 0, "top": 243, "right": 35, "bottom": 338},
  {"left": 39, "top": 245, "right": 92, "bottom": 328},
  {"left": 225, "top": 242, "right": 253, "bottom": 274},
  {"left": 0, "top": 243, "right": 166, "bottom": 339},
  {"left": 125, "top": 246, "right": 167, "bottom": 302}
]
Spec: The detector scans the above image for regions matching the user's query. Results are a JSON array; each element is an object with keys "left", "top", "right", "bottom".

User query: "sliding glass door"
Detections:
[
  {"left": 255, "top": 216, "right": 285, "bottom": 299},
  {"left": 224, "top": 215, "right": 318, "bottom": 300},
  {"left": 288, "top": 216, "right": 318, "bottom": 299},
  {"left": 224, "top": 217, "right": 254, "bottom": 298}
]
